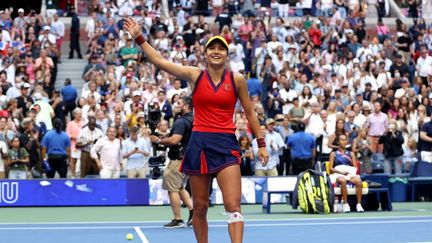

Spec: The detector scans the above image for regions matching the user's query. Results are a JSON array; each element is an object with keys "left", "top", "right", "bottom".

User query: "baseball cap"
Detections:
[
  {"left": 265, "top": 118, "right": 275, "bottom": 125},
  {"left": 18, "top": 8, "right": 24, "bottom": 13},
  {"left": 33, "top": 93, "right": 42, "bottom": 100},
  {"left": 126, "top": 73, "right": 132, "bottom": 78},
  {"left": 132, "top": 90, "right": 141, "bottom": 97},
  {"left": 43, "top": 26, "right": 50, "bottom": 31},
  {"left": 137, "top": 112, "right": 145, "bottom": 118},
  {"left": 205, "top": 36, "right": 229, "bottom": 50},
  {"left": 21, "top": 82, "right": 30, "bottom": 89},
  {"left": 0, "top": 110, "right": 9, "bottom": 118}
]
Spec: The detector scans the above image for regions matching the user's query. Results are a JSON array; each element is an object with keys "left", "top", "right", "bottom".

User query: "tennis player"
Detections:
[{"left": 124, "top": 17, "right": 269, "bottom": 243}]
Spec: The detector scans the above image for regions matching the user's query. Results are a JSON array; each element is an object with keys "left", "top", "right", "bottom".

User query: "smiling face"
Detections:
[{"left": 205, "top": 41, "right": 228, "bottom": 67}]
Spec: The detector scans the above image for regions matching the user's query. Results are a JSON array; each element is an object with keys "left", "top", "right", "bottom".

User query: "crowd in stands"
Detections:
[{"left": 0, "top": 0, "right": 431, "bottom": 180}]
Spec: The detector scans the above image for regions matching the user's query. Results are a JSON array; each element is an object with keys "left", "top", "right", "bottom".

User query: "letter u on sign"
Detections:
[{"left": 0, "top": 182, "right": 19, "bottom": 204}]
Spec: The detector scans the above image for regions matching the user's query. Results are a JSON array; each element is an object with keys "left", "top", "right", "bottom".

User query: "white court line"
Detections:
[
  {"left": 0, "top": 219, "right": 432, "bottom": 230},
  {"left": 134, "top": 226, "right": 150, "bottom": 243},
  {"left": 1, "top": 215, "right": 431, "bottom": 225}
]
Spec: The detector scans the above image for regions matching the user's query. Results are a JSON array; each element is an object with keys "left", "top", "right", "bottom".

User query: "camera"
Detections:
[
  {"left": 148, "top": 155, "right": 166, "bottom": 179},
  {"left": 145, "top": 102, "right": 162, "bottom": 135},
  {"left": 145, "top": 102, "right": 165, "bottom": 179}
]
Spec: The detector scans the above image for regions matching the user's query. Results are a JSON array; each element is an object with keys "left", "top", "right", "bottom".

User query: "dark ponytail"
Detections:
[{"left": 53, "top": 118, "right": 63, "bottom": 133}]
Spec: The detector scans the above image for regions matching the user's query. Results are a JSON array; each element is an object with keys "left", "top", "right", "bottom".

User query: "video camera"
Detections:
[
  {"left": 148, "top": 156, "right": 166, "bottom": 179},
  {"left": 145, "top": 102, "right": 165, "bottom": 179},
  {"left": 145, "top": 102, "right": 162, "bottom": 135}
]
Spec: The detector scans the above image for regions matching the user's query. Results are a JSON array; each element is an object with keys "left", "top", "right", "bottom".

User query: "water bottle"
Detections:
[
  {"left": 334, "top": 198, "right": 339, "bottom": 213},
  {"left": 43, "top": 160, "right": 52, "bottom": 172},
  {"left": 339, "top": 199, "right": 344, "bottom": 213}
]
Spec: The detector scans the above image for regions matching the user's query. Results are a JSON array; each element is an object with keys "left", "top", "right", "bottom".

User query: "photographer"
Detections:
[
  {"left": 379, "top": 122, "right": 404, "bottom": 175},
  {"left": 150, "top": 96, "right": 193, "bottom": 228}
]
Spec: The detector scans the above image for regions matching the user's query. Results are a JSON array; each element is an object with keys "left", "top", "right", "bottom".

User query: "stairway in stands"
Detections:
[{"left": 55, "top": 41, "right": 87, "bottom": 96}]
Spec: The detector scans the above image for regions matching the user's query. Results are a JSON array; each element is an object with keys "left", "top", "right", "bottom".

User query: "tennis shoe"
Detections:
[
  {"left": 163, "top": 219, "right": 185, "bottom": 228},
  {"left": 343, "top": 203, "right": 351, "bottom": 213},
  {"left": 187, "top": 210, "right": 193, "bottom": 227},
  {"left": 356, "top": 203, "right": 364, "bottom": 212}
]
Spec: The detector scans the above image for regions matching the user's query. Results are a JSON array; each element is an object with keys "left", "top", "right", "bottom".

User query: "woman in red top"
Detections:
[
  {"left": 124, "top": 18, "right": 268, "bottom": 243},
  {"left": 308, "top": 22, "right": 322, "bottom": 47}
]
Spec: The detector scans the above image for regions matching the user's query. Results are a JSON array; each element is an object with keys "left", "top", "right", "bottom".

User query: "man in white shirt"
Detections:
[
  {"left": 416, "top": 48, "right": 432, "bottom": 84},
  {"left": 356, "top": 40, "right": 373, "bottom": 63},
  {"left": 167, "top": 79, "right": 188, "bottom": 101},
  {"left": 38, "top": 26, "right": 56, "bottom": 48},
  {"left": 91, "top": 126, "right": 122, "bottom": 179},
  {"left": 252, "top": 119, "right": 284, "bottom": 176},
  {"left": 32, "top": 93, "right": 55, "bottom": 130},
  {"left": 304, "top": 101, "right": 324, "bottom": 139}
]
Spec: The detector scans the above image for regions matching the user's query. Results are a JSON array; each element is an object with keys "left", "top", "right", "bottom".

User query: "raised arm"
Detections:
[{"left": 123, "top": 17, "right": 200, "bottom": 86}]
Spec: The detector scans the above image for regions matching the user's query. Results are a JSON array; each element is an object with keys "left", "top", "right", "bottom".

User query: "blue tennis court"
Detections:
[{"left": 1, "top": 215, "right": 432, "bottom": 243}]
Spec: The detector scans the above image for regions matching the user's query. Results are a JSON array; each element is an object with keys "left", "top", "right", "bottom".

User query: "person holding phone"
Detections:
[{"left": 122, "top": 126, "right": 150, "bottom": 178}]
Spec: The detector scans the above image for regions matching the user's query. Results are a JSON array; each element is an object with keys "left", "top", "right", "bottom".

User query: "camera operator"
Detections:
[{"left": 150, "top": 96, "right": 194, "bottom": 228}]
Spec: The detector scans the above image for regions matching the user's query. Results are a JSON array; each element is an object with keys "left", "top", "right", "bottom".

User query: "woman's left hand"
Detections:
[{"left": 258, "top": 147, "right": 269, "bottom": 166}]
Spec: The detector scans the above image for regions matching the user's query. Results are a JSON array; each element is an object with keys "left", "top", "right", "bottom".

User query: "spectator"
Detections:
[
  {"left": 76, "top": 116, "right": 104, "bottom": 178},
  {"left": 61, "top": 78, "right": 78, "bottom": 119},
  {"left": 0, "top": 134, "right": 7, "bottom": 179},
  {"left": 287, "top": 122, "right": 316, "bottom": 175},
  {"left": 379, "top": 121, "right": 404, "bottom": 174},
  {"left": 41, "top": 119, "right": 71, "bottom": 178},
  {"left": 122, "top": 126, "right": 149, "bottom": 178},
  {"left": 90, "top": 125, "right": 122, "bottom": 179},
  {"left": 66, "top": 108, "right": 84, "bottom": 178},
  {"left": 7, "top": 136, "right": 29, "bottom": 179},
  {"left": 31, "top": 93, "right": 54, "bottom": 130},
  {"left": 239, "top": 135, "right": 254, "bottom": 176},
  {"left": 253, "top": 119, "right": 284, "bottom": 176},
  {"left": 367, "top": 101, "right": 388, "bottom": 153},
  {"left": 19, "top": 117, "right": 42, "bottom": 176}
]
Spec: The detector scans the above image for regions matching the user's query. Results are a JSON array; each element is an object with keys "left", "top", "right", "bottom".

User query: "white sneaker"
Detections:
[
  {"left": 343, "top": 203, "right": 351, "bottom": 213},
  {"left": 356, "top": 204, "right": 364, "bottom": 212}
]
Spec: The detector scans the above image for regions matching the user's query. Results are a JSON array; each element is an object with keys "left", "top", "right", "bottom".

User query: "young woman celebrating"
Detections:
[{"left": 123, "top": 17, "right": 268, "bottom": 243}]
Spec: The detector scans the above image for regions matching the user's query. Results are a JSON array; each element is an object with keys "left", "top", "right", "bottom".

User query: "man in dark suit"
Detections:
[{"left": 69, "top": 6, "right": 82, "bottom": 59}]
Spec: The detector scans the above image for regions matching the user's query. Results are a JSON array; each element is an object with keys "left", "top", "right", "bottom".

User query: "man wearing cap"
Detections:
[
  {"left": 13, "top": 8, "right": 26, "bottom": 30},
  {"left": 287, "top": 122, "right": 316, "bottom": 175},
  {"left": 124, "top": 89, "right": 143, "bottom": 115},
  {"left": 38, "top": 25, "right": 56, "bottom": 47},
  {"left": 32, "top": 93, "right": 55, "bottom": 131},
  {"left": 16, "top": 82, "right": 33, "bottom": 116},
  {"left": 253, "top": 119, "right": 284, "bottom": 176},
  {"left": 35, "top": 50, "right": 54, "bottom": 76}
]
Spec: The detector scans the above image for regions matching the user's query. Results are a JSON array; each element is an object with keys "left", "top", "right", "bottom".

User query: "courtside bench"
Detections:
[
  {"left": 408, "top": 177, "right": 432, "bottom": 202},
  {"left": 262, "top": 176, "right": 392, "bottom": 213},
  {"left": 262, "top": 177, "right": 296, "bottom": 214}
]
